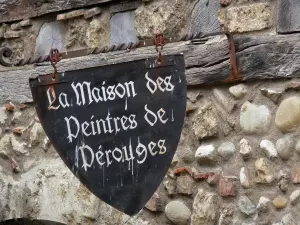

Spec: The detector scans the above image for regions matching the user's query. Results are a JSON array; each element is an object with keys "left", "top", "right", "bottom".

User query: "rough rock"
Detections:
[
  {"left": 163, "top": 178, "right": 176, "bottom": 195},
  {"left": 281, "top": 213, "right": 296, "bottom": 225},
  {"left": 290, "top": 190, "right": 300, "bottom": 206},
  {"left": 176, "top": 175, "right": 194, "bottom": 195},
  {"left": 257, "top": 197, "right": 270, "bottom": 213},
  {"left": 217, "top": 205, "right": 234, "bottom": 225},
  {"left": 181, "top": 148, "right": 195, "bottom": 163},
  {"left": 11, "top": 111, "right": 22, "bottom": 124},
  {"left": 207, "top": 173, "right": 221, "bottom": 185},
  {"left": 238, "top": 196, "right": 257, "bottom": 216},
  {"left": 29, "top": 122, "right": 44, "bottom": 147},
  {"left": 229, "top": 84, "right": 248, "bottom": 99},
  {"left": 275, "top": 96, "right": 300, "bottom": 132},
  {"left": 261, "top": 88, "right": 283, "bottom": 103},
  {"left": 278, "top": 169, "right": 290, "bottom": 192},
  {"left": 240, "top": 167, "right": 250, "bottom": 188},
  {"left": 193, "top": 102, "right": 218, "bottom": 140},
  {"left": 145, "top": 192, "right": 162, "bottom": 212},
  {"left": 291, "top": 167, "right": 300, "bottom": 184},
  {"left": 11, "top": 135, "right": 28, "bottom": 155},
  {"left": 212, "top": 89, "right": 236, "bottom": 113},
  {"left": 255, "top": 158, "right": 275, "bottom": 184},
  {"left": 220, "top": 3, "right": 272, "bottom": 32},
  {"left": 165, "top": 201, "right": 191, "bottom": 225},
  {"left": 86, "top": 14, "right": 109, "bottom": 48},
  {"left": 195, "top": 144, "right": 217, "bottom": 165},
  {"left": 218, "top": 177, "right": 237, "bottom": 197},
  {"left": 239, "top": 138, "right": 252, "bottom": 160},
  {"left": 260, "top": 140, "right": 278, "bottom": 159},
  {"left": 135, "top": 0, "right": 196, "bottom": 39},
  {"left": 0, "top": 134, "right": 11, "bottom": 152},
  {"left": 276, "top": 136, "right": 294, "bottom": 160},
  {"left": 66, "top": 18, "right": 89, "bottom": 49},
  {"left": 191, "top": 189, "right": 219, "bottom": 225},
  {"left": 240, "top": 102, "right": 271, "bottom": 134},
  {"left": 42, "top": 137, "right": 51, "bottom": 151},
  {"left": 217, "top": 142, "right": 236, "bottom": 160},
  {"left": 272, "top": 196, "right": 287, "bottom": 209},
  {"left": 0, "top": 158, "right": 149, "bottom": 224}
]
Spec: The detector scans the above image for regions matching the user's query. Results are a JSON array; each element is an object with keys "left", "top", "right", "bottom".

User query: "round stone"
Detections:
[
  {"left": 290, "top": 190, "right": 300, "bottom": 206},
  {"left": 217, "top": 142, "right": 236, "bottom": 160},
  {"left": 240, "top": 102, "right": 271, "bottom": 134},
  {"left": 165, "top": 201, "right": 191, "bottom": 225},
  {"left": 276, "top": 136, "right": 294, "bottom": 160},
  {"left": 275, "top": 96, "right": 300, "bottom": 132},
  {"left": 272, "top": 196, "right": 287, "bottom": 209}
]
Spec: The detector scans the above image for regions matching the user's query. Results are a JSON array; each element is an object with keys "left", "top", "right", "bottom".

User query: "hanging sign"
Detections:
[{"left": 29, "top": 55, "right": 186, "bottom": 216}]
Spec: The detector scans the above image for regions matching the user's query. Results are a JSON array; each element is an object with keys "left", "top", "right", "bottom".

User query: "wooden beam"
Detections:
[
  {"left": 0, "top": 0, "right": 118, "bottom": 23},
  {"left": 1, "top": 34, "right": 300, "bottom": 103}
]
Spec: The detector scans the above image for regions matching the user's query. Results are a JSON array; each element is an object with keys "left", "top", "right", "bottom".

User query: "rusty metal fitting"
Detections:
[{"left": 49, "top": 49, "right": 61, "bottom": 80}]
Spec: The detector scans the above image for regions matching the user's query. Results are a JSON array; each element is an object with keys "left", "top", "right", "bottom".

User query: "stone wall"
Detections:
[{"left": 1, "top": 0, "right": 300, "bottom": 225}]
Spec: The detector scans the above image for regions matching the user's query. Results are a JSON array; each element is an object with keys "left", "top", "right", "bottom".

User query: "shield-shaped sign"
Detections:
[{"left": 29, "top": 54, "right": 186, "bottom": 216}]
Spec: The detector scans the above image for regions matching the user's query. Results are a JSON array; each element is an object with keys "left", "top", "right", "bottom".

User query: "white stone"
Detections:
[
  {"left": 260, "top": 140, "right": 278, "bottom": 159},
  {"left": 229, "top": 84, "right": 248, "bottom": 99},
  {"left": 0, "top": 135, "right": 11, "bottom": 151},
  {"left": 11, "top": 136, "right": 28, "bottom": 155},
  {"left": 165, "top": 201, "right": 191, "bottom": 225},
  {"left": 0, "top": 106, "right": 7, "bottom": 124},
  {"left": 256, "top": 197, "right": 270, "bottom": 212},
  {"left": 212, "top": 89, "right": 236, "bottom": 113},
  {"left": 239, "top": 138, "right": 252, "bottom": 159},
  {"left": 260, "top": 88, "right": 283, "bottom": 103},
  {"left": 290, "top": 190, "right": 300, "bottom": 205},
  {"left": 281, "top": 213, "right": 296, "bottom": 225},
  {"left": 240, "top": 167, "right": 250, "bottom": 188},
  {"left": 195, "top": 144, "right": 216, "bottom": 164},
  {"left": 295, "top": 140, "right": 300, "bottom": 154},
  {"left": 240, "top": 102, "right": 271, "bottom": 134}
]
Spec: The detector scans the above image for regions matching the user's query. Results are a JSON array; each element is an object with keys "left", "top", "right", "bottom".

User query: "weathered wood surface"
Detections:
[
  {"left": 1, "top": 34, "right": 300, "bottom": 103},
  {"left": 277, "top": 0, "right": 300, "bottom": 33},
  {"left": 0, "top": 0, "right": 118, "bottom": 23}
]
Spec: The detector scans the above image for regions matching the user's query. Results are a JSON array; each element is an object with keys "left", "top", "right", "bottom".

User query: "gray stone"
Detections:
[
  {"left": 165, "top": 201, "right": 191, "bottom": 225},
  {"left": 277, "top": 0, "right": 300, "bottom": 34},
  {"left": 191, "top": 189, "right": 219, "bottom": 225},
  {"left": 195, "top": 144, "right": 217, "bottom": 165},
  {"left": 20, "top": 19, "right": 32, "bottom": 27},
  {"left": 256, "top": 197, "right": 270, "bottom": 213},
  {"left": 220, "top": 3, "right": 272, "bottom": 33},
  {"left": 255, "top": 158, "right": 275, "bottom": 184},
  {"left": 35, "top": 21, "right": 66, "bottom": 56},
  {"left": 295, "top": 140, "right": 300, "bottom": 154},
  {"left": 111, "top": 11, "right": 138, "bottom": 46},
  {"left": 193, "top": 102, "right": 218, "bottom": 140},
  {"left": 0, "top": 135, "right": 11, "bottom": 152},
  {"left": 276, "top": 136, "right": 294, "bottom": 160},
  {"left": 240, "top": 102, "right": 271, "bottom": 134},
  {"left": 176, "top": 175, "right": 194, "bottom": 195},
  {"left": 181, "top": 148, "right": 195, "bottom": 163},
  {"left": 229, "top": 84, "right": 248, "bottom": 99},
  {"left": 11, "top": 111, "right": 22, "bottom": 124},
  {"left": 190, "top": 0, "right": 220, "bottom": 36},
  {"left": 281, "top": 213, "right": 296, "bottom": 225},
  {"left": 238, "top": 196, "right": 256, "bottom": 216},
  {"left": 290, "top": 190, "right": 300, "bottom": 205},
  {"left": 278, "top": 169, "right": 290, "bottom": 192},
  {"left": 163, "top": 178, "right": 176, "bottom": 195},
  {"left": 84, "top": 7, "right": 102, "bottom": 19},
  {"left": 260, "top": 140, "right": 278, "bottom": 159},
  {"left": 239, "top": 138, "right": 252, "bottom": 160},
  {"left": 212, "top": 89, "right": 236, "bottom": 113},
  {"left": 217, "top": 142, "right": 236, "bottom": 160},
  {"left": 275, "top": 97, "right": 300, "bottom": 132},
  {"left": 261, "top": 88, "right": 283, "bottom": 103}
]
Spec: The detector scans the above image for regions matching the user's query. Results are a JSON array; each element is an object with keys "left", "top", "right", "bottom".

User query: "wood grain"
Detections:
[{"left": 1, "top": 34, "right": 300, "bottom": 103}]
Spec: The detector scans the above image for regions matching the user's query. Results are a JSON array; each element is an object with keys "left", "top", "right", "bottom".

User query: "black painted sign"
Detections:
[{"left": 29, "top": 55, "right": 186, "bottom": 216}]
